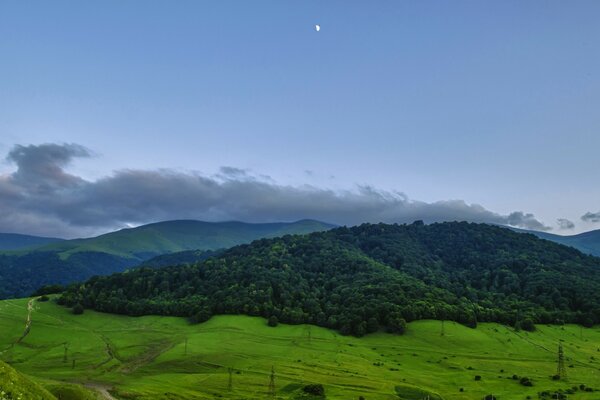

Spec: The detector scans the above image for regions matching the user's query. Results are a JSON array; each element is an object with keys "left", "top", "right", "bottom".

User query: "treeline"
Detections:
[
  {"left": 0, "top": 251, "right": 137, "bottom": 299},
  {"left": 59, "top": 222, "right": 600, "bottom": 336}
]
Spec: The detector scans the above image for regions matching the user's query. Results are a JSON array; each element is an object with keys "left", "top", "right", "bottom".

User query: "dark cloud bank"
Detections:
[{"left": 1, "top": 143, "right": 554, "bottom": 238}]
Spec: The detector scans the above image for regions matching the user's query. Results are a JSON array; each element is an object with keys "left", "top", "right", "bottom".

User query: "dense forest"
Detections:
[
  {"left": 0, "top": 220, "right": 331, "bottom": 299},
  {"left": 59, "top": 222, "right": 600, "bottom": 336}
]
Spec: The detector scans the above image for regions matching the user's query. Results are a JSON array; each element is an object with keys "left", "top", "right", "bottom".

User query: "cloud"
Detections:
[
  {"left": 0, "top": 143, "right": 552, "bottom": 237},
  {"left": 581, "top": 211, "right": 600, "bottom": 223},
  {"left": 557, "top": 218, "right": 575, "bottom": 230}
]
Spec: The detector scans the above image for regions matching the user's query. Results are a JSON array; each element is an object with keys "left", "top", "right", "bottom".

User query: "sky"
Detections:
[{"left": 0, "top": 1, "right": 599, "bottom": 238}]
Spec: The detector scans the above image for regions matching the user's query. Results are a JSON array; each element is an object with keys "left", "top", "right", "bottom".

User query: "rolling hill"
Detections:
[
  {"left": 62, "top": 222, "right": 600, "bottom": 337},
  {"left": 0, "top": 233, "right": 63, "bottom": 251},
  {"left": 0, "top": 219, "right": 334, "bottom": 299},
  {"left": 511, "top": 227, "right": 600, "bottom": 257}
]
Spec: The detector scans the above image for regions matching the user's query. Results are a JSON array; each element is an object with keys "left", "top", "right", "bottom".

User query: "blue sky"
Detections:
[{"left": 1, "top": 1, "right": 599, "bottom": 237}]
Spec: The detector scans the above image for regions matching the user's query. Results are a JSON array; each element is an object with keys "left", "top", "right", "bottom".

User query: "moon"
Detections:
[{"left": 315, "top": 24, "right": 320, "bottom": 32}]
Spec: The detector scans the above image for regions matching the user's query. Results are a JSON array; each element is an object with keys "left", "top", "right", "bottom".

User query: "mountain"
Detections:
[
  {"left": 61, "top": 222, "right": 600, "bottom": 337},
  {"left": 32, "top": 219, "right": 335, "bottom": 259},
  {"left": 510, "top": 227, "right": 600, "bottom": 257},
  {"left": 0, "top": 219, "right": 334, "bottom": 299},
  {"left": 0, "top": 233, "right": 63, "bottom": 251}
]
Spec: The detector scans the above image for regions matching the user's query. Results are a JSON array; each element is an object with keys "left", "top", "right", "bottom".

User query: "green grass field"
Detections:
[{"left": 1, "top": 297, "right": 599, "bottom": 399}]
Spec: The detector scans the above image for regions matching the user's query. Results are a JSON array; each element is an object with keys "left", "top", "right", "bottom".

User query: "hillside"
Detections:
[
  {"left": 0, "top": 233, "right": 63, "bottom": 251},
  {"left": 0, "top": 220, "right": 333, "bottom": 299},
  {"left": 62, "top": 222, "right": 600, "bottom": 336},
  {"left": 1, "top": 297, "right": 599, "bottom": 399},
  {"left": 510, "top": 227, "right": 600, "bottom": 257},
  {"left": 33, "top": 219, "right": 335, "bottom": 259},
  {"left": 0, "top": 360, "right": 57, "bottom": 400}
]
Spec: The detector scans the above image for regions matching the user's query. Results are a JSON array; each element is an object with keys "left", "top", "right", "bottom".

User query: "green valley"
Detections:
[{"left": 1, "top": 297, "right": 599, "bottom": 399}]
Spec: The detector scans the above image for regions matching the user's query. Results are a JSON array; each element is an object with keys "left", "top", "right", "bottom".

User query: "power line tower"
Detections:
[
  {"left": 557, "top": 342, "right": 567, "bottom": 380},
  {"left": 268, "top": 366, "right": 276, "bottom": 397}
]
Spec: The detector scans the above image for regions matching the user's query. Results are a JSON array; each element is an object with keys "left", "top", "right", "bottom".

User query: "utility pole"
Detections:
[
  {"left": 557, "top": 342, "right": 567, "bottom": 380},
  {"left": 268, "top": 366, "right": 276, "bottom": 397},
  {"left": 63, "top": 342, "right": 69, "bottom": 363}
]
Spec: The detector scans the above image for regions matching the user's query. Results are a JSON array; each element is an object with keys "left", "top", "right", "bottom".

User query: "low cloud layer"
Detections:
[
  {"left": 581, "top": 211, "right": 600, "bottom": 223},
  {"left": 1, "top": 143, "right": 553, "bottom": 238}
]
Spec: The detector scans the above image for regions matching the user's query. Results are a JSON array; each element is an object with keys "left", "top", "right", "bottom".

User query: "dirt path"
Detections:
[
  {"left": 85, "top": 383, "right": 118, "bottom": 400},
  {"left": 15, "top": 297, "right": 35, "bottom": 344}
]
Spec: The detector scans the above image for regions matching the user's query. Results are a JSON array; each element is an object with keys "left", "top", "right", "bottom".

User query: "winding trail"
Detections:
[
  {"left": 15, "top": 298, "right": 35, "bottom": 343},
  {"left": 85, "top": 383, "right": 117, "bottom": 400}
]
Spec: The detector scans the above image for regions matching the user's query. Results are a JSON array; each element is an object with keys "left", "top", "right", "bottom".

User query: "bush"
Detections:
[
  {"left": 72, "top": 303, "right": 84, "bottom": 315},
  {"left": 521, "top": 318, "right": 536, "bottom": 332},
  {"left": 302, "top": 384, "right": 325, "bottom": 396},
  {"left": 37, "top": 295, "right": 49, "bottom": 302},
  {"left": 267, "top": 316, "right": 279, "bottom": 327},
  {"left": 474, "top": 375, "right": 482, "bottom": 381},
  {"left": 519, "top": 376, "right": 533, "bottom": 386}
]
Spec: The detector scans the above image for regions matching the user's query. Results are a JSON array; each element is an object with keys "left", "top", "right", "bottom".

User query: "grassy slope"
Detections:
[
  {"left": 0, "top": 360, "right": 57, "bottom": 400},
  {"left": 28, "top": 219, "right": 334, "bottom": 260},
  {"left": 1, "top": 298, "right": 599, "bottom": 399}
]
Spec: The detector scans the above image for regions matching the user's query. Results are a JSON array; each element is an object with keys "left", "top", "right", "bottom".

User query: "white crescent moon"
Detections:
[{"left": 315, "top": 24, "right": 320, "bottom": 32}]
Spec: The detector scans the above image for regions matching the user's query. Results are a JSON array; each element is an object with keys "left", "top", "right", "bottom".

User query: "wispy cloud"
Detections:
[{"left": 557, "top": 218, "right": 575, "bottom": 230}]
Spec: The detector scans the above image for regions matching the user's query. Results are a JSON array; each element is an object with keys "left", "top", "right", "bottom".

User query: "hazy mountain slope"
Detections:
[
  {"left": 0, "top": 233, "right": 64, "bottom": 251},
  {"left": 0, "top": 220, "right": 334, "bottom": 299},
  {"left": 62, "top": 222, "right": 600, "bottom": 336},
  {"left": 34, "top": 219, "right": 335, "bottom": 259},
  {"left": 509, "top": 227, "right": 600, "bottom": 257}
]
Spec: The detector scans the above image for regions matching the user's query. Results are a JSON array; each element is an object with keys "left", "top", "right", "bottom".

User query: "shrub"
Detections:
[
  {"left": 302, "top": 384, "right": 325, "bottom": 396},
  {"left": 72, "top": 303, "right": 84, "bottom": 315},
  {"left": 474, "top": 375, "right": 482, "bottom": 381},
  {"left": 519, "top": 377, "right": 533, "bottom": 386},
  {"left": 37, "top": 295, "right": 49, "bottom": 302},
  {"left": 267, "top": 316, "right": 279, "bottom": 327}
]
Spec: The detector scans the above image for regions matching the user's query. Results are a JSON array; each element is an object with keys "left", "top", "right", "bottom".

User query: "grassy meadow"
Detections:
[{"left": 1, "top": 297, "right": 599, "bottom": 399}]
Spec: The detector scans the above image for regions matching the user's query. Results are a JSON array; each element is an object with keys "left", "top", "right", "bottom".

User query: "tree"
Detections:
[
  {"left": 267, "top": 316, "right": 279, "bottom": 327},
  {"left": 72, "top": 303, "right": 84, "bottom": 315}
]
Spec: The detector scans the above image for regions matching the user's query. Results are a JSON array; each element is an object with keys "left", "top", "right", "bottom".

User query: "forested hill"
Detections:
[
  {"left": 60, "top": 222, "right": 600, "bottom": 336},
  {"left": 0, "top": 219, "right": 333, "bottom": 299}
]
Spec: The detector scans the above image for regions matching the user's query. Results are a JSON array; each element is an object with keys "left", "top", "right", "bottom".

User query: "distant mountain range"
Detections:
[
  {"left": 0, "top": 219, "right": 334, "bottom": 299},
  {"left": 0, "top": 233, "right": 64, "bottom": 251},
  {"left": 509, "top": 227, "right": 600, "bottom": 257}
]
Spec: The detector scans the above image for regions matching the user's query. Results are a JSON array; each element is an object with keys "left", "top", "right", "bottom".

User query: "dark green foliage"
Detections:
[
  {"left": 137, "top": 249, "right": 223, "bottom": 269},
  {"left": 37, "top": 295, "right": 49, "bottom": 302},
  {"left": 475, "top": 375, "right": 482, "bottom": 381},
  {"left": 72, "top": 303, "right": 84, "bottom": 315},
  {"left": 0, "top": 251, "right": 138, "bottom": 299},
  {"left": 268, "top": 316, "right": 279, "bottom": 327},
  {"left": 519, "top": 376, "right": 533, "bottom": 386},
  {"left": 520, "top": 319, "right": 536, "bottom": 332},
  {"left": 59, "top": 222, "right": 600, "bottom": 336},
  {"left": 32, "top": 284, "right": 65, "bottom": 296},
  {"left": 302, "top": 384, "right": 325, "bottom": 396}
]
